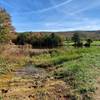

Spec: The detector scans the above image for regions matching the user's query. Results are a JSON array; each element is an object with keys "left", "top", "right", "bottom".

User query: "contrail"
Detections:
[
  {"left": 36, "top": 0, "right": 74, "bottom": 13},
  {"left": 0, "top": 0, "right": 74, "bottom": 15},
  {"left": 17, "top": 0, "right": 74, "bottom": 14}
]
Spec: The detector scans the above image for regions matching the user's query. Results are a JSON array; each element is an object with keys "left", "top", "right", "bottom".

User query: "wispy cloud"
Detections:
[
  {"left": 70, "top": 0, "right": 100, "bottom": 15},
  {"left": 11, "top": 0, "right": 74, "bottom": 15},
  {"left": 34, "top": 0, "right": 74, "bottom": 13}
]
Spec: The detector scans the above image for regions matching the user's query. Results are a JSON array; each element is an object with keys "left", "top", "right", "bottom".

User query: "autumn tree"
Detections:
[{"left": 0, "top": 7, "right": 15, "bottom": 43}]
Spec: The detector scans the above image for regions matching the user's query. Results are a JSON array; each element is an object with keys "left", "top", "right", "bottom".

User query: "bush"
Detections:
[{"left": 72, "top": 42, "right": 83, "bottom": 48}]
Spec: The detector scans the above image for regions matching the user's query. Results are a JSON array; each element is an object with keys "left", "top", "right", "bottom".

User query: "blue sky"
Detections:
[{"left": 0, "top": 0, "right": 100, "bottom": 32}]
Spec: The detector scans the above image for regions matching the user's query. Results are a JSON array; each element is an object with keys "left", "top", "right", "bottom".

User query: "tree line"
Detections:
[{"left": 13, "top": 33, "right": 63, "bottom": 48}]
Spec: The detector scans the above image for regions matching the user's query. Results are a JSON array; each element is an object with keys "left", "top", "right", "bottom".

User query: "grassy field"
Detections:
[
  {"left": 92, "top": 41, "right": 100, "bottom": 46},
  {"left": 64, "top": 40, "right": 100, "bottom": 46},
  {"left": 0, "top": 44, "right": 100, "bottom": 100}
]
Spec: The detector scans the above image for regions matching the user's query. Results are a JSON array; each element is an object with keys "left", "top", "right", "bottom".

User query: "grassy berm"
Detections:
[{"left": 0, "top": 44, "right": 100, "bottom": 100}]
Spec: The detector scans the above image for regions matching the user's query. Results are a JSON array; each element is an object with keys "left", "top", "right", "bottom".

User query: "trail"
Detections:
[
  {"left": 94, "top": 77, "right": 100, "bottom": 100},
  {"left": 0, "top": 65, "right": 71, "bottom": 100},
  {"left": 0, "top": 65, "right": 47, "bottom": 100}
]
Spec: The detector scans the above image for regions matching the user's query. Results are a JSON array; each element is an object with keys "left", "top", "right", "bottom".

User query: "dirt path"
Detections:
[
  {"left": 0, "top": 65, "right": 47, "bottom": 99},
  {"left": 94, "top": 77, "right": 100, "bottom": 100},
  {"left": 0, "top": 65, "right": 72, "bottom": 100}
]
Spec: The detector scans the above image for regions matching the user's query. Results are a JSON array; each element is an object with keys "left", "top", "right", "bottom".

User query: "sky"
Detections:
[{"left": 0, "top": 0, "right": 100, "bottom": 32}]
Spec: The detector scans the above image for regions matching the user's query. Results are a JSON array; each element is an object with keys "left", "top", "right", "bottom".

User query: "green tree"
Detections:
[
  {"left": 84, "top": 39, "right": 93, "bottom": 47},
  {"left": 72, "top": 33, "right": 83, "bottom": 48},
  {"left": 14, "top": 33, "right": 29, "bottom": 45},
  {"left": 44, "top": 33, "right": 62, "bottom": 48},
  {"left": 72, "top": 33, "right": 80, "bottom": 44},
  {"left": 87, "top": 39, "right": 93, "bottom": 44}
]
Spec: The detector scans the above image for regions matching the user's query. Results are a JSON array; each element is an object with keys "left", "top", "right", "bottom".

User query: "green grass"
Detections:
[
  {"left": 52, "top": 47, "right": 100, "bottom": 98},
  {"left": 92, "top": 41, "right": 100, "bottom": 46},
  {"left": 30, "top": 47, "right": 100, "bottom": 95},
  {"left": 64, "top": 40, "right": 100, "bottom": 47},
  {"left": 31, "top": 48, "right": 82, "bottom": 67}
]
